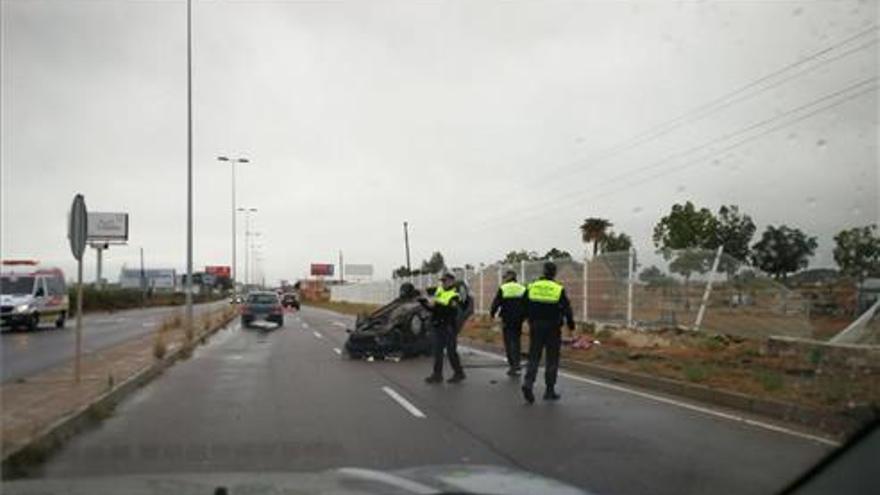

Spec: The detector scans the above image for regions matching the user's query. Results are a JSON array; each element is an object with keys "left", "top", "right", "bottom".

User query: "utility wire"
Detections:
[{"left": 471, "top": 77, "right": 878, "bottom": 232}]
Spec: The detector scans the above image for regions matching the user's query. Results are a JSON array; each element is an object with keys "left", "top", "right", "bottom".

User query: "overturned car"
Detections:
[{"left": 344, "top": 283, "right": 433, "bottom": 359}]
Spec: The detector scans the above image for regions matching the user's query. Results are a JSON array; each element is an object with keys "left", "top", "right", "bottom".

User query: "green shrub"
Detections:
[
  {"left": 754, "top": 370, "right": 784, "bottom": 391},
  {"left": 683, "top": 364, "right": 709, "bottom": 382}
]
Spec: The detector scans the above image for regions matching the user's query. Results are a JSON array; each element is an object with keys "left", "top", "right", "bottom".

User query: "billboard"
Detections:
[
  {"left": 205, "top": 265, "right": 231, "bottom": 278},
  {"left": 87, "top": 212, "right": 129, "bottom": 242},
  {"left": 345, "top": 264, "right": 374, "bottom": 277},
  {"left": 310, "top": 263, "right": 335, "bottom": 276}
]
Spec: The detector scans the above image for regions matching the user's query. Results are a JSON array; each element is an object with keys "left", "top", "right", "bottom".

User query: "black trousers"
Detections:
[
  {"left": 432, "top": 321, "right": 463, "bottom": 376},
  {"left": 524, "top": 320, "right": 561, "bottom": 389},
  {"left": 501, "top": 318, "right": 523, "bottom": 369}
]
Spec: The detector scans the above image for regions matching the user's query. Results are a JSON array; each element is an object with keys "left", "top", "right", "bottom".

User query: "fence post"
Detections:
[
  {"left": 478, "top": 264, "right": 484, "bottom": 314},
  {"left": 694, "top": 245, "right": 724, "bottom": 331},
  {"left": 627, "top": 247, "right": 635, "bottom": 328},
  {"left": 520, "top": 260, "right": 526, "bottom": 284},
  {"left": 582, "top": 252, "right": 589, "bottom": 323}
]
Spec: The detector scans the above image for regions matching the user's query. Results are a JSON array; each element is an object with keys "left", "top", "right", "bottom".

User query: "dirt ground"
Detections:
[{"left": 461, "top": 317, "right": 879, "bottom": 415}]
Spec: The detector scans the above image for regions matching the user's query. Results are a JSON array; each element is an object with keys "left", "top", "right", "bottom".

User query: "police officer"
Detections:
[
  {"left": 421, "top": 273, "right": 466, "bottom": 384},
  {"left": 490, "top": 270, "right": 527, "bottom": 376},
  {"left": 522, "top": 262, "right": 574, "bottom": 403}
]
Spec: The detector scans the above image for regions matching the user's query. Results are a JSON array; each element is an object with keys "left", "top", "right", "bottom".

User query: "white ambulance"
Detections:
[{"left": 0, "top": 260, "right": 70, "bottom": 331}]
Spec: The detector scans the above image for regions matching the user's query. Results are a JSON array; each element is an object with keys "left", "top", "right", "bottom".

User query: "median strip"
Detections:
[{"left": 382, "top": 386, "right": 426, "bottom": 418}]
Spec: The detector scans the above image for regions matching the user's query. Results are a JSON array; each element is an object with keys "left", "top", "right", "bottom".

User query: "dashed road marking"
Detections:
[
  {"left": 313, "top": 331, "right": 323, "bottom": 339},
  {"left": 382, "top": 386, "right": 426, "bottom": 418},
  {"left": 461, "top": 345, "right": 839, "bottom": 447},
  {"left": 332, "top": 321, "right": 347, "bottom": 328},
  {"left": 333, "top": 347, "right": 342, "bottom": 355}
]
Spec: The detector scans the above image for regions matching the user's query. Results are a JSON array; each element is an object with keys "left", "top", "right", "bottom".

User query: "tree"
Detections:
[
  {"left": 580, "top": 218, "right": 613, "bottom": 257},
  {"left": 420, "top": 252, "right": 446, "bottom": 274},
  {"left": 712, "top": 205, "right": 757, "bottom": 275},
  {"left": 599, "top": 231, "right": 632, "bottom": 253},
  {"left": 751, "top": 225, "right": 818, "bottom": 280},
  {"left": 392, "top": 266, "right": 410, "bottom": 278},
  {"left": 833, "top": 225, "right": 880, "bottom": 281},
  {"left": 639, "top": 265, "right": 677, "bottom": 286},
  {"left": 501, "top": 250, "right": 539, "bottom": 264},
  {"left": 652, "top": 201, "right": 718, "bottom": 252},
  {"left": 540, "top": 248, "right": 572, "bottom": 260}
]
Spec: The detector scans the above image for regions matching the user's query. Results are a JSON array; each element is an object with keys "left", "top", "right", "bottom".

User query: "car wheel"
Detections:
[
  {"left": 241, "top": 318, "right": 250, "bottom": 328},
  {"left": 55, "top": 311, "right": 66, "bottom": 329},
  {"left": 28, "top": 313, "right": 40, "bottom": 331}
]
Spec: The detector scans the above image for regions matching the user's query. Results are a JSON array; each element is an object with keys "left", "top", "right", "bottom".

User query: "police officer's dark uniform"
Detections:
[
  {"left": 522, "top": 262, "right": 574, "bottom": 403},
  {"left": 490, "top": 270, "right": 527, "bottom": 376},
  {"left": 421, "top": 273, "right": 466, "bottom": 384}
]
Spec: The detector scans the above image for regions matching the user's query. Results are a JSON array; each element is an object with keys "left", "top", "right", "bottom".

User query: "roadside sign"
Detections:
[
  {"left": 345, "top": 264, "right": 374, "bottom": 277},
  {"left": 68, "top": 194, "right": 88, "bottom": 261},
  {"left": 310, "top": 263, "right": 334, "bottom": 276},
  {"left": 87, "top": 212, "right": 129, "bottom": 243}
]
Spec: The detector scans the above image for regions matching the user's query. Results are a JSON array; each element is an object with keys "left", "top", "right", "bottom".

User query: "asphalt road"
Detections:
[
  {"left": 1, "top": 302, "right": 227, "bottom": 382},
  {"left": 34, "top": 306, "right": 834, "bottom": 495}
]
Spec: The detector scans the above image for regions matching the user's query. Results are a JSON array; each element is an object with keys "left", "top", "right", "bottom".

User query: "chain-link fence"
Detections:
[{"left": 329, "top": 248, "right": 860, "bottom": 341}]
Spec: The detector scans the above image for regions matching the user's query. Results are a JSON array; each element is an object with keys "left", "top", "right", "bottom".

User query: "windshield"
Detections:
[
  {"left": 0, "top": 276, "right": 35, "bottom": 296},
  {"left": 1, "top": 1, "right": 877, "bottom": 494},
  {"left": 247, "top": 294, "right": 278, "bottom": 304}
]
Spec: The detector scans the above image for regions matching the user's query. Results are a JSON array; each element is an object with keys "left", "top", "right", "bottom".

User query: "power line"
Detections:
[
  {"left": 543, "top": 25, "right": 878, "bottom": 180},
  {"left": 472, "top": 77, "right": 878, "bottom": 232}
]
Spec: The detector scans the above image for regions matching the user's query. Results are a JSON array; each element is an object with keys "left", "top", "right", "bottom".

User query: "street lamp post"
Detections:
[
  {"left": 237, "top": 207, "right": 257, "bottom": 289},
  {"left": 217, "top": 156, "right": 250, "bottom": 293}
]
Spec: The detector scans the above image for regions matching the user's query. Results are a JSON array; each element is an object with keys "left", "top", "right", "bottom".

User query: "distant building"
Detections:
[
  {"left": 858, "top": 278, "right": 880, "bottom": 313},
  {"left": 119, "top": 268, "right": 176, "bottom": 291}
]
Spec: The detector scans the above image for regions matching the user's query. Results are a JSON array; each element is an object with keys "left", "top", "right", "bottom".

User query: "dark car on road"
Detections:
[
  {"left": 281, "top": 293, "right": 300, "bottom": 310},
  {"left": 241, "top": 292, "right": 284, "bottom": 328}
]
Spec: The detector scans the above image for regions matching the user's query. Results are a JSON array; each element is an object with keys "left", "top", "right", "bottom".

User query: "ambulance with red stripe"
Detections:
[{"left": 0, "top": 260, "right": 69, "bottom": 331}]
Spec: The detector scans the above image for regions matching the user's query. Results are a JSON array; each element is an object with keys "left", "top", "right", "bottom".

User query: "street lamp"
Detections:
[
  {"left": 237, "top": 208, "right": 257, "bottom": 288},
  {"left": 218, "top": 156, "right": 250, "bottom": 292},
  {"left": 248, "top": 233, "right": 263, "bottom": 287}
]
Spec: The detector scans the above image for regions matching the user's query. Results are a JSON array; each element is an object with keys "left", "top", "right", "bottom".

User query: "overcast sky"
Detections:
[{"left": 1, "top": 0, "right": 878, "bottom": 284}]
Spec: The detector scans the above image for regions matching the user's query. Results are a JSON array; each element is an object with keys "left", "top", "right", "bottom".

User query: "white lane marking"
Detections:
[
  {"left": 332, "top": 321, "right": 347, "bottom": 328},
  {"left": 333, "top": 347, "right": 342, "bottom": 355},
  {"left": 461, "top": 346, "right": 840, "bottom": 447},
  {"left": 382, "top": 386, "right": 427, "bottom": 418},
  {"left": 338, "top": 468, "right": 436, "bottom": 494},
  {"left": 302, "top": 322, "right": 310, "bottom": 329},
  {"left": 313, "top": 331, "right": 323, "bottom": 339}
]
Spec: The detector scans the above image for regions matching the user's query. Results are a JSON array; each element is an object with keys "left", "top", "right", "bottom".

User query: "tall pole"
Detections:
[
  {"left": 184, "top": 0, "right": 194, "bottom": 338},
  {"left": 95, "top": 246, "right": 103, "bottom": 288},
  {"left": 140, "top": 247, "right": 146, "bottom": 307},
  {"left": 403, "top": 221, "right": 411, "bottom": 274},
  {"left": 244, "top": 214, "right": 251, "bottom": 288},
  {"left": 339, "top": 250, "right": 343, "bottom": 284},
  {"left": 231, "top": 161, "right": 236, "bottom": 290},
  {"left": 75, "top": 258, "right": 83, "bottom": 383}
]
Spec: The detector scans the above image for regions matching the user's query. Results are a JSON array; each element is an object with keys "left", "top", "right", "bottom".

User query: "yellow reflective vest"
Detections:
[
  {"left": 434, "top": 286, "right": 460, "bottom": 306},
  {"left": 527, "top": 279, "right": 563, "bottom": 304},
  {"left": 500, "top": 281, "right": 526, "bottom": 299}
]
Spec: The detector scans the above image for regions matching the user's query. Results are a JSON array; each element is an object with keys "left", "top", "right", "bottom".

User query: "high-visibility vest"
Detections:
[
  {"left": 527, "top": 279, "right": 563, "bottom": 304},
  {"left": 434, "top": 286, "right": 459, "bottom": 306},
  {"left": 500, "top": 281, "right": 526, "bottom": 299}
]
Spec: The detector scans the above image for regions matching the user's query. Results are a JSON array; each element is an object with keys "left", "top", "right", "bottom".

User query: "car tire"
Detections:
[
  {"left": 241, "top": 317, "right": 251, "bottom": 328},
  {"left": 28, "top": 313, "right": 40, "bottom": 332},
  {"left": 55, "top": 311, "right": 66, "bottom": 329}
]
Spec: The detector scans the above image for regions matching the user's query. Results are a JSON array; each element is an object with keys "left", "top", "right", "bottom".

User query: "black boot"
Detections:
[
  {"left": 506, "top": 367, "right": 521, "bottom": 377},
  {"left": 447, "top": 372, "right": 466, "bottom": 383},
  {"left": 425, "top": 374, "right": 443, "bottom": 384},
  {"left": 543, "top": 388, "right": 561, "bottom": 401},
  {"left": 521, "top": 385, "right": 535, "bottom": 404}
]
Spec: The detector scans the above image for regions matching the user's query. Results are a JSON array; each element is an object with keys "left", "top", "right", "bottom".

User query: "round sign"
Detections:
[{"left": 68, "top": 194, "right": 88, "bottom": 261}]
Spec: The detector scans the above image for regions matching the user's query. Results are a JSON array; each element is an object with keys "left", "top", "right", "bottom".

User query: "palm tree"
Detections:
[{"left": 580, "top": 217, "right": 613, "bottom": 257}]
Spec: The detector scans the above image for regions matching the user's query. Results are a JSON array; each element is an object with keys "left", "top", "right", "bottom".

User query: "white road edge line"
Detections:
[
  {"left": 461, "top": 345, "right": 840, "bottom": 447},
  {"left": 382, "top": 386, "right": 427, "bottom": 418},
  {"left": 313, "top": 331, "right": 323, "bottom": 339},
  {"left": 333, "top": 347, "right": 342, "bottom": 355}
]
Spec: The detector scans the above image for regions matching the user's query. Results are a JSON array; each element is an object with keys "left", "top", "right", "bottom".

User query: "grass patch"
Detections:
[
  {"left": 683, "top": 364, "right": 710, "bottom": 383},
  {"left": 754, "top": 370, "right": 784, "bottom": 392}
]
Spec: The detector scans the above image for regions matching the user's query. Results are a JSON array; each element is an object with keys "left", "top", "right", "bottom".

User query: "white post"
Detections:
[
  {"left": 582, "top": 252, "right": 589, "bottom": 323},
  {"left": 478, "top": 264, "right": 485, "bottom": 314},
  {"left": 694, "top": 245, "right": 725, "bottom": 331},
  {"left": 626, "top": 247, "right": 635, "bottom": 328},
  {"left": 520, "top": 260, "right": 526, "bottom": 284}
]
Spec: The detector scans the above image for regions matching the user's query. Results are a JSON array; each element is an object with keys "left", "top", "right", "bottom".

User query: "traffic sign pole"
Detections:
[{"left": 69, "top": 194, "right": 88, "bottom": 384}]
